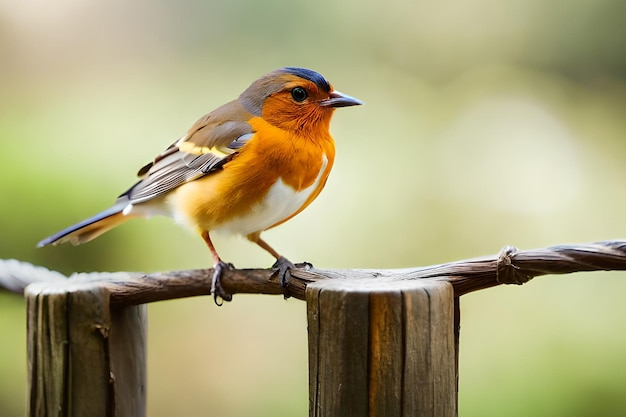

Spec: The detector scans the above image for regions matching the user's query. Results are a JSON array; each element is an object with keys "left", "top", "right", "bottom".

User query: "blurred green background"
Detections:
[{"left": 2, "top": 0, "right": 626, "bottom": 415}]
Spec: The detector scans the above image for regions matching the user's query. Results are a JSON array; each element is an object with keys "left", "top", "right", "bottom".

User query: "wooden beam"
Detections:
[
  {"left": 306, "top": 279, "right": 456, "bottom": 417},
  {"left": 26, "top": 281, "right": 146, "bottom": 417}
]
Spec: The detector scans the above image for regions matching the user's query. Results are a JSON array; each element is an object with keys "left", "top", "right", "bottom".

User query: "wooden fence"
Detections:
[{"left": 2, "top": 240, "right": 626, "bottom": 416}]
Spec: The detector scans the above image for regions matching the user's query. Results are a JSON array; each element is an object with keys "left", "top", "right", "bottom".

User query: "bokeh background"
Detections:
[{"left": 2, "top": 0, "right": 626, "bottom": 415}]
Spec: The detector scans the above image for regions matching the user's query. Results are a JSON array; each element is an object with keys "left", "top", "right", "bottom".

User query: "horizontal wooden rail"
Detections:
[{"left": 3, "top": 240, "right": 626, "bottom": 302}]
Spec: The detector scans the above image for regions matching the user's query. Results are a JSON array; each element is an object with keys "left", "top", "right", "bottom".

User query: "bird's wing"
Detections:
[{"left": 118, "top": 100, "right": 254, "bottom": 204}]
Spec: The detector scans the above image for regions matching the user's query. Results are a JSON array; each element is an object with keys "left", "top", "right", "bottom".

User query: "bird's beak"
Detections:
[{"left": 320, "top": 91, "right": 363, "bottom": 108}]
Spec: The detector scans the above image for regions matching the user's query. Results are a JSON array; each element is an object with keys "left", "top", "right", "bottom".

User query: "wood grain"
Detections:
[
  {"left": 306, "top": 279, "right": 456, "bottom": 417},
  {"left": 25, "top": 281, "right": 146, "bottom": 417}
]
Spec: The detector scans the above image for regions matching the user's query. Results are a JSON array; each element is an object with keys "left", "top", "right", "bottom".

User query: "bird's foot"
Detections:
[
  {"left": 212, "top": 261, "right": 234, "bottom": 306},
  {"left": 272, "top": 257, "right": 313, "bottom": 299}
]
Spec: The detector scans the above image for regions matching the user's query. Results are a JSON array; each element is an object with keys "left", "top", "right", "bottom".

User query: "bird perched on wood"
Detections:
[{"left": 37, "top": 67, "right": 362, "bottom": 304}]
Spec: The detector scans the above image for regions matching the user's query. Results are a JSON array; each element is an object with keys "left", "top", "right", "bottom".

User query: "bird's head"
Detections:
[{"left": 239, "top": 67, "right": 362, "bottom": 133}]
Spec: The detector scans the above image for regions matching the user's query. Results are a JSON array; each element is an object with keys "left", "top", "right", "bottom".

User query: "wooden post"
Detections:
[
  {"left": 25, "top": 280, "right": 147, "bottom": 417},
  {"left": 306, "top": 279, "right": 456, "bottom": 417}
]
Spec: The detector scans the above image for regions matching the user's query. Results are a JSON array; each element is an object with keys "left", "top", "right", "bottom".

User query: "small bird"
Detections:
[{"left": 38, "top": 67, "right": 362, "bottom": 303}]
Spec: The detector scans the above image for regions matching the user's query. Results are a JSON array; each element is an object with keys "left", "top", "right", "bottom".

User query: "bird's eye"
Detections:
[{"left": 291, "top": 87, "right": 308, "bottom": 102}]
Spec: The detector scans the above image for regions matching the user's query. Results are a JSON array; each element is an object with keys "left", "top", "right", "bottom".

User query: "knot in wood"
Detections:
[{"left": 496, "top": 246, "right": 532, "bottom": 285}]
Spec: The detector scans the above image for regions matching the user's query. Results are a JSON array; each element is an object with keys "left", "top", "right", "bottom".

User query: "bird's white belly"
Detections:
[{"left": 216, "top": 156, "right": 328, "bottom": 236}]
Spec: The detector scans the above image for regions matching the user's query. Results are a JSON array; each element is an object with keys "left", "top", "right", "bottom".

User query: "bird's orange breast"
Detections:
[{"left": 168, "top": 116, "right": 335, "bottom": 234}]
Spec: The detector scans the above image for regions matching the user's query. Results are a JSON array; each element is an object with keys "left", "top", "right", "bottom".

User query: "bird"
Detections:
[{"left": 37, "top": 67, "right": 362, "bottom": 304}]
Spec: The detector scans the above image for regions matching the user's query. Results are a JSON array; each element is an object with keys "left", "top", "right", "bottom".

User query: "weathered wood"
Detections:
[
  {"left": 26, "top": 281, "right": 147, "bottom": 417},
  {"left": 109, "top": 305, "right": 147, "bottom": 417},
  {"left": 307, "top": 280, "right": 370, "bottom": 416},
  {"left": 6, "top": 239, "right": 626, "bottom": 416},
  {"left": 27, "top": 283, "right": 69, "bottom": 417},
  {"left": 453, "top": 297, "right": 460, "bottom": 413},
  {"left": 5, "top": 240, "right": 626, "bottom": 304},
  {"left": 307, "top": 279, "right": 456, "bottom": 417}
]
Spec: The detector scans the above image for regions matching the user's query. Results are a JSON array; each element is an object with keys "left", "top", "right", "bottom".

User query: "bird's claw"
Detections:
[
  {"left": 212, "top": 261, "right": 234, "bottom": 306},
  {"left": 272, "top": 257, "right": 313, "bottom": 299}
]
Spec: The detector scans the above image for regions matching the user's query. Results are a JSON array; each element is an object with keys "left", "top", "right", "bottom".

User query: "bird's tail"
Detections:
[{"left": 37, "top": 204, "right": 134, "bottom": 247}]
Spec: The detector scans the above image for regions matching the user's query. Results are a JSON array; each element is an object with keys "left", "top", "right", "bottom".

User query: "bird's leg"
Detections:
[
  {"left": 249, "top": 235, "right": 292, "bottom": 286},
  {"left": 201, "top": 230, "right": 233, "bottom": 305},
  {"left": 248, "top": 234, "right": 313, "bottom": 297}
]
